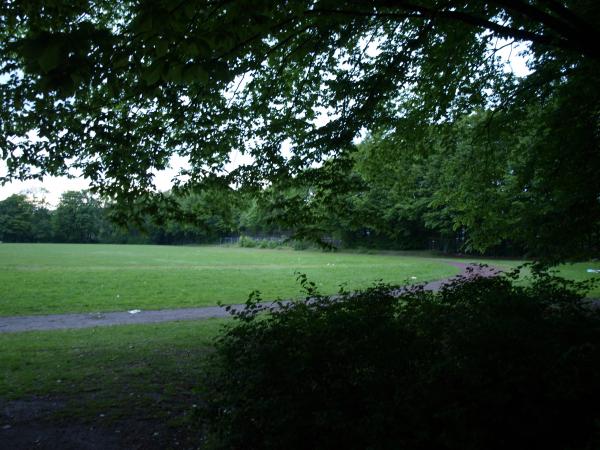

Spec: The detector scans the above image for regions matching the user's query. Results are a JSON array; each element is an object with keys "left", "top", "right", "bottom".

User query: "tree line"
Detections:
[
  {"left": 0, "top": 190, "right": 238, "bottom": 245},
  {"left": 0, "top": 185, "right": 476, "bottom": 251}
]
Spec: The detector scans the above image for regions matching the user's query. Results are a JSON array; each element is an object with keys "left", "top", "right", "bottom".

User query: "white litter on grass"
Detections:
[
  {"left": 128, "top": 309, "right": 142, "bottom": 314},
  {"left": 587, "top": 269, "right": 600, "bottom": 273},
  {"left": 411, "top": 276, "right": 418, "bottom": 280}
]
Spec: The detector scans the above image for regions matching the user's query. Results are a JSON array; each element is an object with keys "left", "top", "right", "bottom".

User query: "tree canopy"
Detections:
[{"left": 1, "top": 0, "right": 599, "bottom": 258}]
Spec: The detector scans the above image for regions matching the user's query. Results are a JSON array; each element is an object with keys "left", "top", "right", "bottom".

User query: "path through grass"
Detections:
[{"left": 458, "top": 257, "right": 600, "bottom": 297}]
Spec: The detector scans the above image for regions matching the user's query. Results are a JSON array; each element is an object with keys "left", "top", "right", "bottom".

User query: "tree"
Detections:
[
  {"left": 1, "top": 1, "right": 598, "bottom": 258},
  {"left": 360, "top": 97, "right": 600, "bottom": 260},
  {"left": 30, "top": 201, "right": 53, "bottom": 242},
  {"left": 53, "top": 190, "right": 104, "bottom": 243},
  {"left": 0, "top": 194, "right": 35, "bottom": 242}
]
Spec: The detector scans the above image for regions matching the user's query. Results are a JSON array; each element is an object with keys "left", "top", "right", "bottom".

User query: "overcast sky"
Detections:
[{"left": 0, "top": 40, "right": 530, "bottom": 207}]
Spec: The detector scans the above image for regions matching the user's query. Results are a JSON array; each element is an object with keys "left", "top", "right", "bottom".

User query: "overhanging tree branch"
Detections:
[{"left": 346, "top": 0, "right": 600, "bottom": 59}]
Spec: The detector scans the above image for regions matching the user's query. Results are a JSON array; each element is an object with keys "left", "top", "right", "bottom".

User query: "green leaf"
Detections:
[
  {"left": 167, "top": 64, "right": 184, "bottom": 83},
  {"left": 184, "top": 3, "right": 196, "bottom": 19},
  {"left": 137, "top": 16, "right": 153, "bottom": 34},
  {"left": 182, "top": 65, "right": 208, "bottom": 84},
  {"left": 142, "top": 67, "right": 161, "bottom": 86},
  {"left": 113, "top": 56, "right": 129, "bottom": 68},
  {"left": 155, "top": 41, "right": 169, "bottom": 57},
  {"left": 38, "top": 44, "right": 61, "bottom": 72}
]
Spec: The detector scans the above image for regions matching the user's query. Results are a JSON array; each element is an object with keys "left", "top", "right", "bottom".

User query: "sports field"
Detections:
[{"left": 0, "top": 243, "right": 461, "bottom": 316}]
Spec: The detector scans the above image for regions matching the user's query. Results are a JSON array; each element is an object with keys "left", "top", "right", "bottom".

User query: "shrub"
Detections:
[
  {"left": 238, "top": 235, "right": 257, "bottom": 248},
  {"left": 200, "top": 269, "right": 600, "bottom": 449},
  {"left": 266, "top": 240, "right": 281, "bottom": 249},
  {"left": 292, "top": 239, "right": 312, "bottom": 251}
]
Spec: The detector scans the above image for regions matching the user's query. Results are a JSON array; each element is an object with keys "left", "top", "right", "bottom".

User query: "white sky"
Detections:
[{"left": 0, "top": 40, "right": 531, "bottom": 206}]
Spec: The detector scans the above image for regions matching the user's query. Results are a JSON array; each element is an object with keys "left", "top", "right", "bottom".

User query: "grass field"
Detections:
[
  {"left": 1, "top": 245, "right": 598, "bottom": 448},
  {"left": 460, "top": 257, "right": 600, "bottom": 297},
  {"left": 0, "top": 243, "right": 460, "bottom": 316},
  {"left": 0, "top": 319, "right": 227, "bottom": 448},
  {"left": 0, "top": 318, "right": 226, "bottom": 400}
]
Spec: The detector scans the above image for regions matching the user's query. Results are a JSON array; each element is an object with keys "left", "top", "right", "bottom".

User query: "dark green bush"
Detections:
[
  {"left": 291, "top": 239, "right": 312, "bottom": 251},
  {"left": 266, "top": 240, "right": 281, "bottom": 249},
  {"left": 200, "top": 269, "right": 600, "bottom": 450},
  {"left": 257, "top": 239, "right": 283, "bottom": 249},
  {"left": 238, "top": 235, "right": 257, "bottom": 248}
]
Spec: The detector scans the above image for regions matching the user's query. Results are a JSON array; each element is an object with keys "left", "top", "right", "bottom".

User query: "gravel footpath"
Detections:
[{"left": 0, "top": 261, "right": 498, "bottom": 333}]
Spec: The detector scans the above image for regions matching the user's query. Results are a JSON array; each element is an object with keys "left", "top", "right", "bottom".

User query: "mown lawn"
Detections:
[
  {"left": 0, "top": 244, "right": 459, "bottom": 316},
  {"left": 460, "top": 257, "right": 600, "bottom": 297},
  {"left": 548, "top": 262, "right": 600, "bottom": 296},
  {"left": 0, "top": 319, "right": 226, "bottom": 400}
]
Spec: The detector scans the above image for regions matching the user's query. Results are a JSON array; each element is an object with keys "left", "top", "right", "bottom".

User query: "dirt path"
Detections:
[{"left": 0, "top": 261, "right": 498, "bottom": 333}]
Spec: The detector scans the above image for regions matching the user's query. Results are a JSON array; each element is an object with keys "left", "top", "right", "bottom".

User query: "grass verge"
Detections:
[
  {"left": 1, "top": 318, "right": 227, "bottom": 400},
  {"left": 0, "top": 319, "right": 228, "bottom": 448}
]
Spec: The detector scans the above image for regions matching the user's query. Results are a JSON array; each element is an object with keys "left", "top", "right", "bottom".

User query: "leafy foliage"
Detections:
[
  {"left": 0, "top": 188, "right": 245, "bottom": 245},
  {"left": 0, "top": 194, "right": 36, "bottom": 242},
  {"left": 346, "top": 97, "right": 600, "bottom": 260},
  {"left": 1, "top": 2, "right": 599, "bottom": 259},
  {"left": 238, "top": 235, "right": 258, "bottom": 248},
  {"left": 52, "top": 190, "right": 104, "bottom": 242},
  {"left": 200, "top": 270, "right": 600, "bottom": 449}
]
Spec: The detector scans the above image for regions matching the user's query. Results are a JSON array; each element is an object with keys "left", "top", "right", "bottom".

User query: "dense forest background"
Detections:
[{"left": 0, "top": 187, "right": 513, "bottom": 254}]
